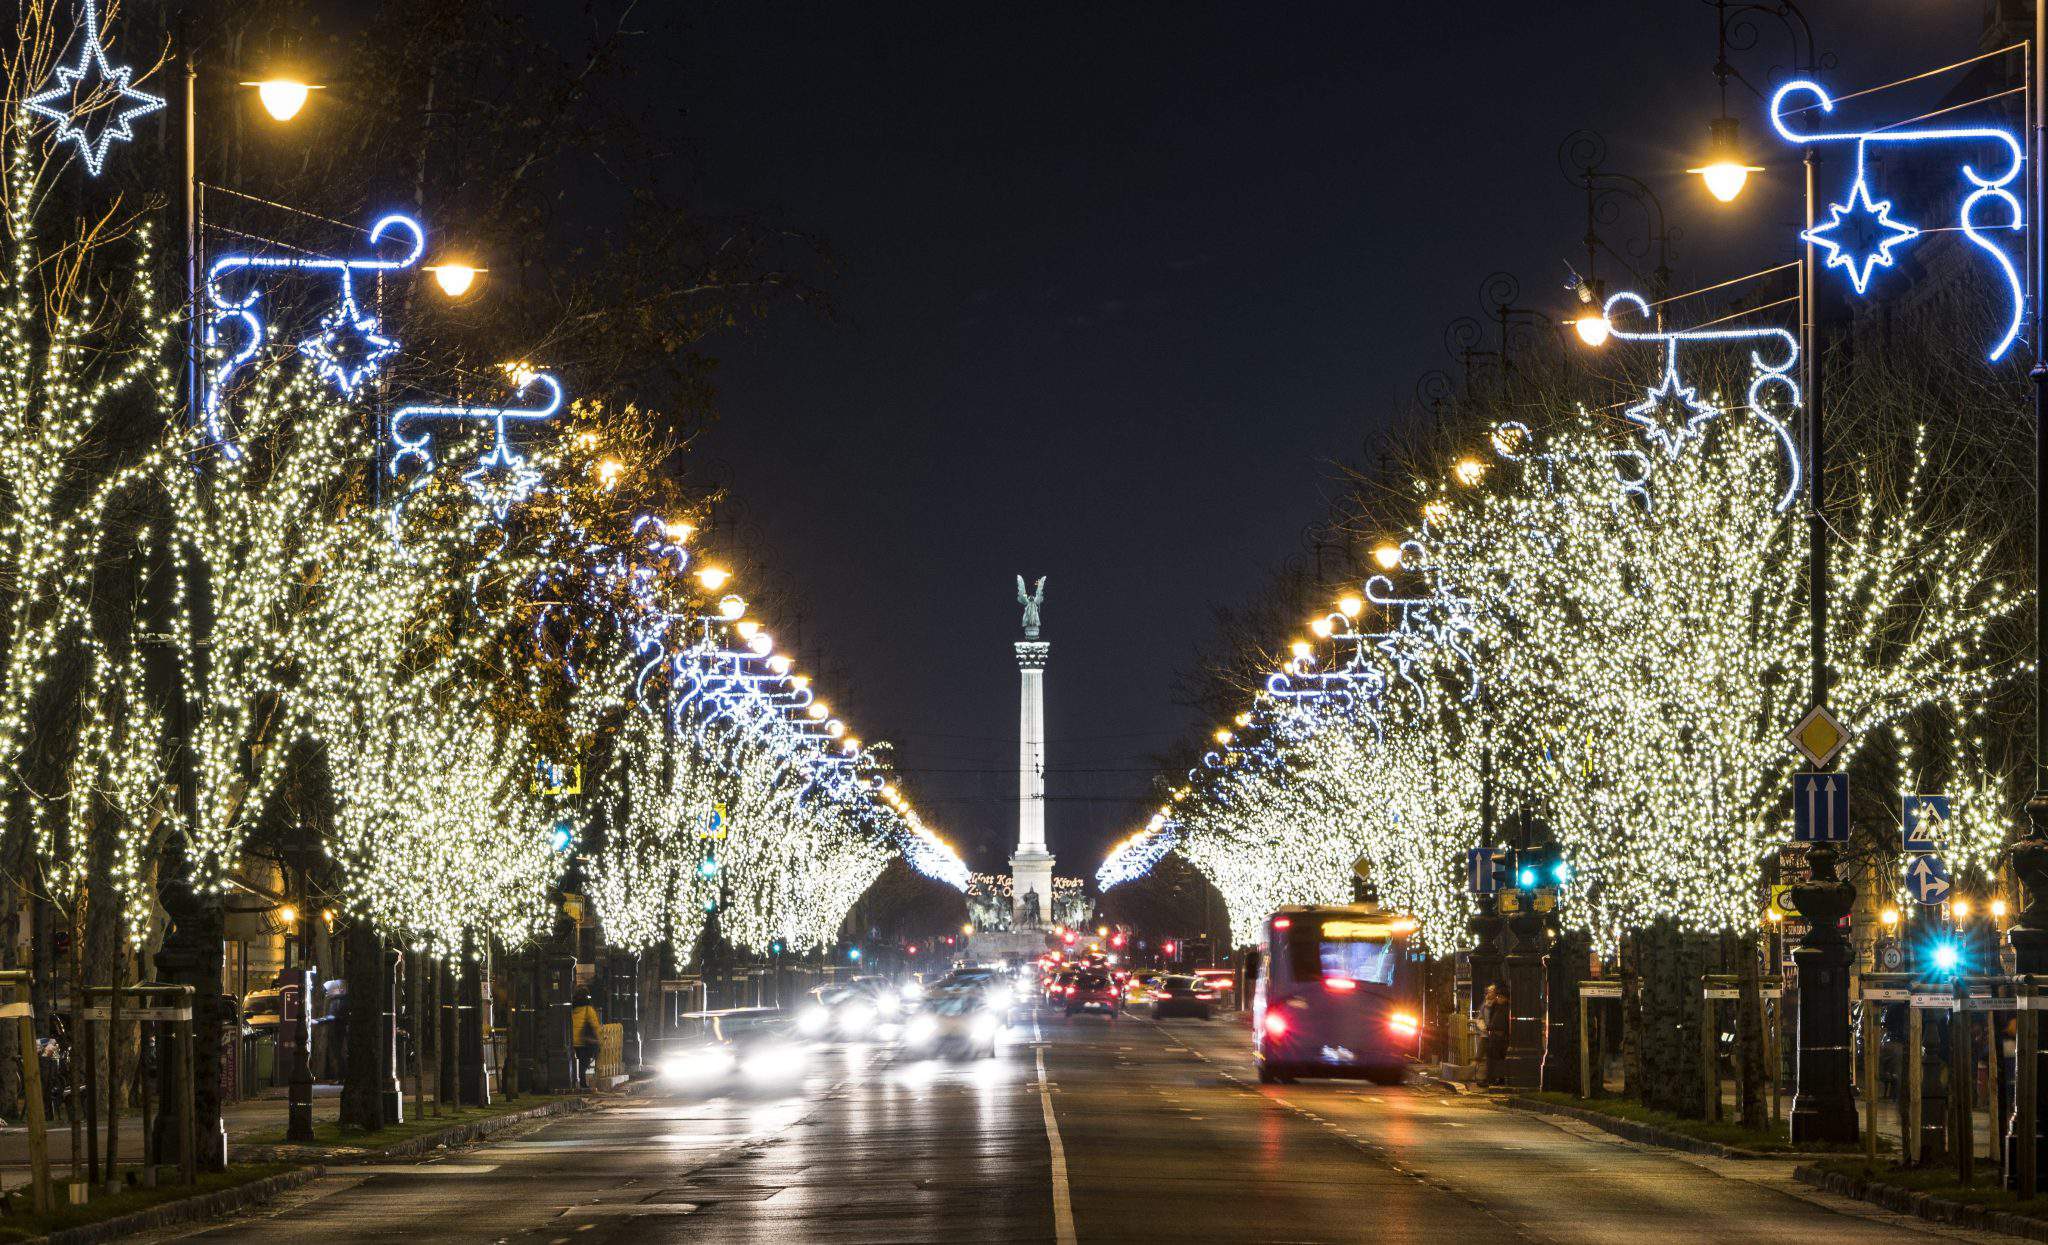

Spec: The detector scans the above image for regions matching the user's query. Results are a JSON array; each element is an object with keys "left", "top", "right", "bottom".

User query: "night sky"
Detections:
[{"left": 646, "top": 2, "right": 1983, "bottom": 875}]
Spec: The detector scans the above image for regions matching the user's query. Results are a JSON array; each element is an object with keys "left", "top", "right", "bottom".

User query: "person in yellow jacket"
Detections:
[{"left": 571, "top": 993, "right": 602, "bottom": 1089}]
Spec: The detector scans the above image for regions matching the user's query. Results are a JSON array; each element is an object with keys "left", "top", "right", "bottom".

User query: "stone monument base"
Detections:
[{"left": 966, "top": 929, "right": 1053, "bottom": 966}]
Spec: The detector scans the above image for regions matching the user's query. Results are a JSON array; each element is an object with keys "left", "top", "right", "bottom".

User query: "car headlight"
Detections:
[
  {"left": 661, "top": 1047, "right": 736, "bottom": 1081},
  {"left": 841, "top": 1003, "right": 876, "bottom": 1034},
  {"left": 797, "top": 1006, "right": 829, "bottom": 1035},
  {"left": 743, "top": 1044, "right": 805, "bottom": 1079},
  {"left": 905, "top": 1015, "right": 938, "bottom": 1045},
  {"left": 971, "top": 1015, "right": 1000, "bottom": 1042},
  {"left": 985, "top": 983, "right": 1012, "bottom": 1006},
  {"left": 899, "top": 981, "right": 925, "bottom": 1002}
]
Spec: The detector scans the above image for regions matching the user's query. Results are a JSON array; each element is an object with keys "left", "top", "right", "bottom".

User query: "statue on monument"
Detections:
[
  {"left": 1016, "top": 574, "right": 1047, "bottom": 638},
  {"left": 1021, "top": 886, "right": 1042, "bottom": 928}
]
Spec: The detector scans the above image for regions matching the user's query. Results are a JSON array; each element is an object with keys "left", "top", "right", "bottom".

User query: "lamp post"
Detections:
[
  {"left": 1559, "top": 128, "right": 1678, "bottom": 311},
  {"left": 1687, "top": 0, "right": 1856, "bottom": 1146},
  {"left": 2008, "top": 0, "right": 2048, "bottom": 1193}
]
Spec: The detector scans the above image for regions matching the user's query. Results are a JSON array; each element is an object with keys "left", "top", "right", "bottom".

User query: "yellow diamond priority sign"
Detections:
[{"left": 1787, "top": 705, "right": 1847, "bottom": 768}]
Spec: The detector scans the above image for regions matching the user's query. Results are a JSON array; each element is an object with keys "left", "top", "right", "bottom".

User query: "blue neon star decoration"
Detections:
[
  {"left": 24, "top": 0, "right": 165, "bottom": 177},
  {"left": 296, "top": 292, "right": 398, "bottom": 396},
  {"left": 1804, "top": 177, "right": 1920, "bottom": 294},
  {"left": 460, "top": 445, "right": 544, "bottom": 521}
]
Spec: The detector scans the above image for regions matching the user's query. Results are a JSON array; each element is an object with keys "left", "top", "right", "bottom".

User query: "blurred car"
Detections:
[
  {"left": 902, "top": 993, "right": 1002, "bottom": 1059},
  {"left": 797, "top": 985, "right": 886, "bottom": 1039},
  {"left": 660, "top": 1011, "right": 807, "bottom": 1090},
  {"left": 1193, "top": 968, "right": 1237, "bottom": 1005},
  {"left": 847, "top": 975, "right": 909, "bottom": 1018},
  {"left": 1044, "top": 967, "right": 1078, "bottom": 1008},
  {"left": 931, "top": 967, "right": 1018, "bottom": 1021},
  {"left": 1151, "top": 975, "right": 1217, "bottom": 1020},
  {"left": 1063, "top": 969, "right": 1121, "bottom": 1017},
  {"left": 1124, "top": 973, "right": 1164, "bottom": 1005}
]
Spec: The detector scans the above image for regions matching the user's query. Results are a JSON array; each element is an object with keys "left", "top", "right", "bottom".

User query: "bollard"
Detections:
[
  {"left": 1907, "top": 1003, "right": 1924, "bottom": 1164},
  {"left": 1863, "top": 1001, "right": 1879, "bottom": 1164},
  {"left": 2020, "top": 998, "right": 2039, "bottom": 1198},
  {"left": 1957, "top": 987, "right": 1975, "bottom": 1186}
]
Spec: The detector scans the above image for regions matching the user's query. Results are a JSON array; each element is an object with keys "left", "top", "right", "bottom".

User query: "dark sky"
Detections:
[{"left": 649, "top": 2, "right": 1984, "bottom": 875}]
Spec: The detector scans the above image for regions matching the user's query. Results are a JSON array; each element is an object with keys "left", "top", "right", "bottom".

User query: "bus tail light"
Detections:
[
  {"left": 1323, "top": 976, "right": 1358, "bottom": 993},
  {"left": 1262, "top": 1009, "right": 1288, "bottom": 1038},
  {"left": 1388, "top": 1010, "right": 1419, "bottom": 1038}
]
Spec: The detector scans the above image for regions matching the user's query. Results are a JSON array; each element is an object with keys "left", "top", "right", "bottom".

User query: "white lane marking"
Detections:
[
  {"left": 345, "top": 1163, "right": 500, "bottom": 1174},
  {"left": 1034, "top": 1046, "right": 1078, "bottom": 1245}
]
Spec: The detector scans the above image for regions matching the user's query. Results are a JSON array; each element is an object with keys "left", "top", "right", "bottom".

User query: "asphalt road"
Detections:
[{"left": 131, "top": 1006, "right": 2017, "bottom": 1244}]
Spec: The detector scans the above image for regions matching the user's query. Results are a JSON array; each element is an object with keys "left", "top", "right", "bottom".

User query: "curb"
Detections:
[
  {"left": 231, "top": 1095, "right": 591, "bottom": 1165},
  {"left": 35, "top": 1165, "right": 327, "bottom": 1245},
  {"left": 1503, "top": 1095, "right": 1831, "bottom": 1161},
  {"left": 1795, "top": 1163, "right": 2048, "bottom": 1243}
]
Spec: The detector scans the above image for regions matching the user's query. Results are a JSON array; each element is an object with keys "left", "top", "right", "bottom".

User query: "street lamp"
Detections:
[
  {"left": 1559, "top": 129, "right": 1676, "bottom": 308},
  {"left": 244, "top": 78, "right": 321, "bottom": 123},
  {"left": 1692, "top": 2, "right": 1823, "bottom": 203},
  {"left": 426, "top": 262, "right": 485, "bottom": 298},
  {"left": 1690, "top": 117, "right": 1763, "bottom": 204}
]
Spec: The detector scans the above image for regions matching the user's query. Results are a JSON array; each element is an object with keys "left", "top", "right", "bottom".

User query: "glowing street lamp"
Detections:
[
  {"left": 426, "top": 262, "right": 486, "bottom": 298},
  {"left": 1372, "top": 543, "right": 1402, "bottom": 571},
  {"left": 696, "top": 566, "right": 732, "bottom": 591},
  {"left": 1689, "top": 118, "right": 1762, "bottom": 204},
  {"left": 245, "top": 78, "right": 321, "bottom": 122}
]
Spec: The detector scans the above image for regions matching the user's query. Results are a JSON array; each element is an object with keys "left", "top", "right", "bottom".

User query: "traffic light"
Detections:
[
  {"left": 549, "top": 822, "right": 574, "bottom": 853},
  {"left": 1162, "top": 939, "right": 1178, "bottom": 959},
  {"left": 1515, "top": 844, "right": 1569, "bottom": 890}
]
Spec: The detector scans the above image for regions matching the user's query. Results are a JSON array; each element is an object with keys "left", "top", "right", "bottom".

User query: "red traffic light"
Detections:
[
  {"left": 1062, "top": 931, "right": 1077, "bottom": 945},
  {"left": 1163, "top": 940, "right": 1177, "bottom": 956},
  {"left": 1111, "top": 934, "right": 1125, "bottom": 948}
]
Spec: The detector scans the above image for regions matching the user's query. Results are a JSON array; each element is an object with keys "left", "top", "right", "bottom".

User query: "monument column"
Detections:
[{"left": 1012, "top": 575, "right": 1055, "bottom": 927}]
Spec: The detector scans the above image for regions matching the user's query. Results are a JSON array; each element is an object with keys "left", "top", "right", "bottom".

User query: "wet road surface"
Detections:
[{"left": 131, "top": 1006, "right": 2015, "bottom": 1243}]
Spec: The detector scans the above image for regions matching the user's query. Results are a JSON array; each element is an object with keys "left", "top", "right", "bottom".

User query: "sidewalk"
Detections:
[{"left": 0, "top": 1078, "right": 480, "bottom": 1190}]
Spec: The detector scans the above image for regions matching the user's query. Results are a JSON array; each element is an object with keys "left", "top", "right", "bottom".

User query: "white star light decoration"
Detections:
[
  {"left": 1804, "top": 177, "right": 1919, "bottom": 295},
  {"left": 297, "top": 290, "right": 399, "bottom": 396},
  {"left": 1770, "top": 79, "right": 2025, "bottom": 360},
  {"left": 1592, "top": 291, "right": 1803, "bottom": 512},
  {"left": 25, "top": 0, "right": 165, "bottom": 176},
  {"left": 1624, "top": 369, "right": 1719, "bottom": 460}
]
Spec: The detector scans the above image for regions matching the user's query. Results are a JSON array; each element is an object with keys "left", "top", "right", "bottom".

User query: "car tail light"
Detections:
[
  {"left": 1273, "top": 918, "right": 1291, "bottom": 930},
  {"left": 1388, "top": 1010, "right": 1419, "bottom": 1038},
  {"left": 1065, "top": 985, "right": 1077, "bottom": 995},
  {"left": 1262, "top": 1008, "right": 1288, "bottom": 1038},
  {"left": 1193, "top": 990, "right": 1213, "bottom": 1000},
  {"left": 1323, "top": 976, "right": 1358, "bottom": 993}
]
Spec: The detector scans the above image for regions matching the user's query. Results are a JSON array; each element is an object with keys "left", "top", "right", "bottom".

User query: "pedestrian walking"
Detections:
[
  {"left": 571, "top": 992, "right": 602, "bottom": 1090},
  {"left": 1480, "top": 983, "right": 1510, "bottom": 1087}
]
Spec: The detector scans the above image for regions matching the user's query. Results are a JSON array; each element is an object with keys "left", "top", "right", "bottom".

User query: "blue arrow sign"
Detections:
[
  {"left": 1902, "top": 794, "right": 1948, "bottom": 854},
  {"left": 1793, "top": 772, "right": 1850, "bottom": 843},
  {"left": 1905, "top": 854, "right": 1951, "bottom": 905},
  {"left": 1466, "top": 848, "right": 1507, "bottom": 895}
]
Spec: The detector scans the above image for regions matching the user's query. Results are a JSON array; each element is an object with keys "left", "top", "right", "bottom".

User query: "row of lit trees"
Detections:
[{"left": 0, "top": 0, "right": 964, "bottom": 989}]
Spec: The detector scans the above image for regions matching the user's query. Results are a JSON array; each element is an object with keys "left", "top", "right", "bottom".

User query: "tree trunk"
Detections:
[
  {"left": 1737, "top": 929, "right": 1767, "bottom": 1130},
  {"left": 1637, "top": 918, "right": 1710, "bottom": 1117},
  {"left": 339, "top": 921, "right": 383, "bottom": 1131}
]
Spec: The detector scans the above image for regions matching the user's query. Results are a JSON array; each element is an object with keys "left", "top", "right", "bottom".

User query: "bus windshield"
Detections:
[{"left": 1287, "top": 917, "right": 1398, "bottom": 986}]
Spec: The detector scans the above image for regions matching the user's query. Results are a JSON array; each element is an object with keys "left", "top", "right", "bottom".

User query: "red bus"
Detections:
[{"left": 1252, "top": 903, "right": 1420, "bottom": 1084}]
